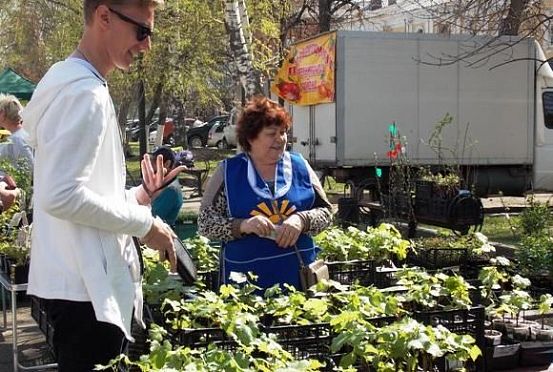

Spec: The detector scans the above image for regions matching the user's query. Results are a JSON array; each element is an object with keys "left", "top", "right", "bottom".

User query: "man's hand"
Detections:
[
  {"left": 136, "top": 153, "right": 187, "bottom": 205},
  {"left": 141, "top": 217, "right": 177, "bottom": 271}
]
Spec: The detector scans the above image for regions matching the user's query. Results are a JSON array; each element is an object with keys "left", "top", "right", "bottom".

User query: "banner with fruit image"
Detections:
[{"left": 271, "top": 32, "right": 336, "bottom": 106}]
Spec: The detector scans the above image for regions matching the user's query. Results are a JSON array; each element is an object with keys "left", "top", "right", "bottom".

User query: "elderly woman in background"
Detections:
[
  {"left": 0, "top": 94, "right": 33, "bottom": 170},
  {"left": 198, "top": 96, "right": 333, "bottom": 291}
]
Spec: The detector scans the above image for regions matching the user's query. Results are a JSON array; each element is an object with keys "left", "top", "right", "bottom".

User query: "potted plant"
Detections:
[
  {"left": 495, "top": 276, "right": 536, "bottom": 341},
  {"left": 531, "top": 293, "right": 553, "bottom": 341},
  {"left": 519, "top": 294, "right": 553, "bottom": 367}
]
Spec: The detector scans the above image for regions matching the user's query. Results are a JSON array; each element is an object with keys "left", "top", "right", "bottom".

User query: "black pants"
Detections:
[{"left": 46, "top": 299, "right": 127, "bottom": 372}]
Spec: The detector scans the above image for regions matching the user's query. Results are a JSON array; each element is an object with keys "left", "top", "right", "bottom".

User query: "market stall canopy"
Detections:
[{"left": 0, "top": 68, "right": 36, "bottom": 100}]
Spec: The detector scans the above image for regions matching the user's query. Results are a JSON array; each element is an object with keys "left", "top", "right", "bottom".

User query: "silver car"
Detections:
[{"left": 207, "top": 122, "right": 227, "bottom": 148}]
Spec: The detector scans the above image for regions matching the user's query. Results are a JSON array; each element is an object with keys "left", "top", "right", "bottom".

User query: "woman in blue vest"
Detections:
[{"left": 198, "top": 96, "right": 333, "bottom": 291}]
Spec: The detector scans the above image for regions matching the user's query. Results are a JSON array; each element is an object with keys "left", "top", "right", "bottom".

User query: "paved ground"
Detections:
[{"left": 1, "top": 190, "right": 552, "bottom": 371}]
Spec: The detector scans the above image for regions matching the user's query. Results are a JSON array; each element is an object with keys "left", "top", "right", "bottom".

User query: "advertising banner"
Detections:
[{"left": 271, "top": 32, "right": 336, "bottom": 106}]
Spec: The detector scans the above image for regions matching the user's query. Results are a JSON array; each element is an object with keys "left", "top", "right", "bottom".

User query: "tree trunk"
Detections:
[
  {"left": 224, "top": 0, "right": 258, "bottom": 98},
  {"left": 138, "top": 80, "right": 148, "bottom": 158},
  {"left": 318, "top": 0, "right": 332, "bottom": 32},
  {"left": 499, "top": 0, "right": 531, "bottom": 36},
  {"left": 117, "top": 97, "right": 131, "bottom": 155}
]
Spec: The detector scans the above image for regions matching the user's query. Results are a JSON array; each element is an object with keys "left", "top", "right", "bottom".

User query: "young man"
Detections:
[{"left": 22, "top": 1, "right": 182, "bottom": 370}]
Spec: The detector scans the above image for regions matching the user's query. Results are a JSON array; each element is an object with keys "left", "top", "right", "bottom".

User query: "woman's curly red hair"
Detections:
[{"left": 236, "top": 96, "right": 291, "bottom": 152}]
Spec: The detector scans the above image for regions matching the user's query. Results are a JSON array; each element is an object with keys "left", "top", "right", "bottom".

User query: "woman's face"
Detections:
[{"left": 249, "top": 124, "right": 287, "bottom": 163}]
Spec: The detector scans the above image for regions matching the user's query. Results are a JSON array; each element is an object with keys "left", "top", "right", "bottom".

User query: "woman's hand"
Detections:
[
  {"left": 275, "top": 214, "right": 303, "bottom": 248},
  {"left": 137, "top": 153, "right": 187, "bottom": 205},
  {"left": 240, "top": 216, "right": 275, "bottom": 237}
]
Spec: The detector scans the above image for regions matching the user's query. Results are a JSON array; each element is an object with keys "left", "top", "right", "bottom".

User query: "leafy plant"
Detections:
[
  {"left": 99, "top": 324, "right": 324, "bottom": 371},
  {"left": 516, "top": 234, "right": 553, "bottom": 279},
  {"left": 183, "top": 235, "right": 219, "bottom": 272},
  {"left": 315, "top": 223, "right": 411, "bottom": 263},
  {"left": 537, "top": 294, "right": 553, "bottom": 330},
  {"left": 142, "top": 248, "right": 187, "bottom": 306},
  {"left": 418, "top": 168, "right": 462, "bottom": 196},
  {"left": 0, "top": 158, "right": 32, "bottom": 200},
  {"left": 395, "top": 269, "right": 474, "bottom": 310},
  {"left": 264, "top": 286, "right": 330, "bottom": 326},
  {"left": 478, "top": 257, "right": 511, "bottom": 308},
  {"left": 493, "top": 275, "right": 533, "bottom": 327},
  {"left": 331, "top": 317, "right": 481, "bottom": 371},
  {"left": 518, "top": 196, "right": 551, "bottom": 236}
]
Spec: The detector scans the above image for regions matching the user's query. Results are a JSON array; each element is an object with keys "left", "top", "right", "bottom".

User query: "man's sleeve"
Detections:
[{"left": 35, "top": 84, "right": 152, "bottom": 238}]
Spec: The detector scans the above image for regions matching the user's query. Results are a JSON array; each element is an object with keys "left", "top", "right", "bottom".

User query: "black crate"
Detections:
[
  {"left": 416, "top": 196, "right": 449, "bottom": 221},
  {"left": 30, "top": 296, "right": 50, "bottom": 335},
  {"left": 373, "top": 267, "right": 400, "bottom": 288},
  {"left": 381, "top": 193, "right": 413, "bottom": 218},
  {"left": 173, "top": 322, "right": 332, "bottom": 361},
  {"left": 414, "top": 306, "right": 485, "bottom": 349},
  {"left": 173, "top": 326, "right": 239, "bottom": 352},
  {"left": 46, "top": 321, "right": 55, "bottom": 351},
  {"left": 30, "top": 296, "right": 41, "bottom": 323},
  {"left": 128, "top": 320, "right": 149, "bottom": 360},
  {"left": 519, "top": 341, "right": 553, "bottom": 367},
  {"left": 326, "top": 260, "right": 375, "bottom": 287},
  {"left": 416, "top": 307, "right": 486, "bottom": 371},
  {"left": 264, "top": 323, "right": 332, "bottom": 360},
  {"left": 198, "top": 270, "right": 220, "bottom": 292},
  {"left": 4, "top": 260, "right": 29, "bottom": 284},
  {"left": 484, "top": 339, "right": 521, "bottom": 370},
  {"left": 408, "top": 247, "right": 468, "bottom": 270},
  {"left": 415, "top": 180, "right": 434, "bottom": 199}
]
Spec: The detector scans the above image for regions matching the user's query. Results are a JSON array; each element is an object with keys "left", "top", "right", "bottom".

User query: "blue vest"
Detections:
[{"left": 223, "top": 151, "right": 317, "bottom": 290}]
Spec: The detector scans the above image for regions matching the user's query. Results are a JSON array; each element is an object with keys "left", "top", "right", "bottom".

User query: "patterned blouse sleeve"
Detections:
[
  {"left": 295, "top": 162, "right": 335, "bottom": 236},
  {"left": 197, "top": 163, "right": 237, "bottom": 241}
]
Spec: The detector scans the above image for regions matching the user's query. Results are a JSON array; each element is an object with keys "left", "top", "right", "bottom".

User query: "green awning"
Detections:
[{"left": 0, "top": 68, "right": 36, "bottom": 100}]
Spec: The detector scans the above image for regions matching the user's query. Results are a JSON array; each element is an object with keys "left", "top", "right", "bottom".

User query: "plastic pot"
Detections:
[
  {"left": 531, "top": 326, "right": 553, "bottom": 341},
  {"left": 485, "top": 329, "right": 503, "bottom": 346}
]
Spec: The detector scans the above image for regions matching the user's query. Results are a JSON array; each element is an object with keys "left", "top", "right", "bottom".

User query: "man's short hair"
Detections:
[
  {"left": 83, "top": 0, "right": 164, "bottom": 24},
  {"left": 0, "top": 94, "right": 23, "bottom": 124}
]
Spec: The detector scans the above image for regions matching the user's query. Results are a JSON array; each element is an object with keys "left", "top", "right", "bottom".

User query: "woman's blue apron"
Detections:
[{"left": 222, "top": 151, "right": 317, "bottom": 290}]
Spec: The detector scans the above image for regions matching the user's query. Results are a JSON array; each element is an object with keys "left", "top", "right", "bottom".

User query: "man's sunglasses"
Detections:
[{"left": 108, "top": 7, "right": 152, "bottom": 41}]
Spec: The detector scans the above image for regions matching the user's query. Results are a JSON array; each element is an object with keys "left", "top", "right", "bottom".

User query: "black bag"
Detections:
[{"left": 174, "top": 237, "right": 197, "bottom": 284}]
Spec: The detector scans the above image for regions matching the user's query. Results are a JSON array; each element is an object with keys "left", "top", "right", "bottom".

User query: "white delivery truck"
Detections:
[{"left": 289, "top": 31, "right": 553, "bottom": 196}]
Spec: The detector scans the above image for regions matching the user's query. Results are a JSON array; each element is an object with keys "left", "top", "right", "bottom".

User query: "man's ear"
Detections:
[{"left": 95, "top": 4, "right": 111, "bottom": 31}]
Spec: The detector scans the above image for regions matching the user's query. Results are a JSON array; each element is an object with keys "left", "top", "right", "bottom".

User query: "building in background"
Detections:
[{"left": 343, "top": 0, "right": 553, "bottom": 58}]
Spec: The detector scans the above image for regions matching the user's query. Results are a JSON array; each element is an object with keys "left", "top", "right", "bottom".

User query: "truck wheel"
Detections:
[
  {"left": 217, "top": 138, "right": 228, "bottom": 150},
  {"left": 188, "top": 136, "right": 203, "bottom": 148}
]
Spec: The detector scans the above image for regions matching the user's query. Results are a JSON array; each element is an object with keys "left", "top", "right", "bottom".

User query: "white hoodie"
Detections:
[{"left": 22, "top": 58, "right": 153, "bottom": 340}]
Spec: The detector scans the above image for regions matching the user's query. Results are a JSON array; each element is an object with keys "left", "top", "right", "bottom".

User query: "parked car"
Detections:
[
  {"left": 127, "top": 117, "right": 175, "bottom": 145},
  {"left": 149, "top": 118, "right": 176, "bottom": 146},
  {"left": 221, "top": 108, "right": 239, "bottom": 148},
  {"left": 187, "top": 115, "right": 228, "bottom": 148},
  {"left": 207, "top": 122, "right": 228, "bottom": 148}
]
